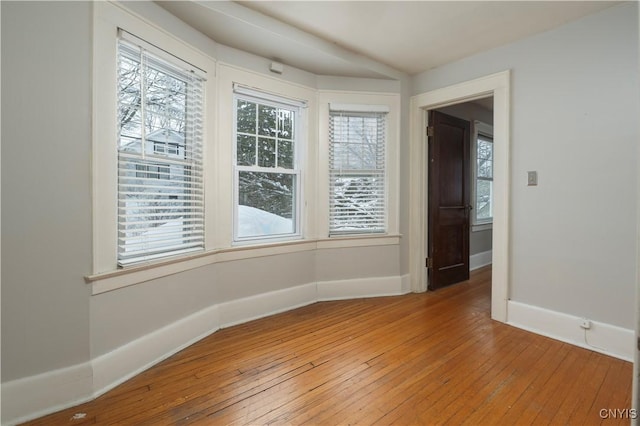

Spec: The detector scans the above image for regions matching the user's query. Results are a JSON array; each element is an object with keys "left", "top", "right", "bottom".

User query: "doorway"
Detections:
[
  {"left": 427, "top": 100, "right": 494, "bottom": 291},
  {"left": 409, "top": 70, "right": 510, "bottom": 322}
]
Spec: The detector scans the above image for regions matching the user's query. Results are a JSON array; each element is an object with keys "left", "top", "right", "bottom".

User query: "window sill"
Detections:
[
  {"left": 86, "top": 234, "right": 401, "bottom": 295},
  {"left": 472, "top": 223, "right": 493, "bottom": 232}
]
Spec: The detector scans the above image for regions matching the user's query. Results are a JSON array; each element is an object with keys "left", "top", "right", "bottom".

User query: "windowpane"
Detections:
[
  {"left": 237, "top": 100, "right": 256, "bottom": 134},
  {"left": 477, "top": 138, "right": 493, "bottom": 178},
  {"left": 258, "top": 104, "right": 277, "bottom": 137},
  {"left": 144, "top": 65, "right": 187, "bottom": 137},
  {"left": 477, "top": 138, "right": 492, "bottom": 160},
  {"left": 118, "top": 53, "right": 142, "bottom": 149},
  {"left": 278, "top": 140, "right": 293, "bottom": 169},
  {"left": 278, "top": 109, "right": 294, "bottom": 139},
  {"left": 238, "top": 171, "right": 295, "bottom": 238},
  {"left": 258, "top": 137, "right": 276, "bottom": 168},
  {"left": 331, "top": 115, "right": 381, "bottom": 170},
  {"left": 237, "top": 135, "right": 256, "bottom": 166},
  {"left": 476, "top": 179, "right": 492, "bottom": 220},
  {"left": 477, "top": 158, "right": 493, "bottom": 178}
]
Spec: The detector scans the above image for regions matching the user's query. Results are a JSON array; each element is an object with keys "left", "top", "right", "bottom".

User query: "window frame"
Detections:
[
  {"left": 328, "top": 106, "right": 389, "bottom": 236},
  {"left": 318, "top": 91, "right": 400, "bottom": 239},
  {"left": 472, "top": 120, "right": 494, "bottom": 232},
  {"left": 232, "top": 86, "right": 305, "bottom": 244},
  {"left": 214, "top": 65, "right": 316, "bottom": 250},
  {"left": 92, "top": 2, "right": 217, "bottom": 275},
  {"left": 116, "top": 34, "right": 206, "bottom": 267}
]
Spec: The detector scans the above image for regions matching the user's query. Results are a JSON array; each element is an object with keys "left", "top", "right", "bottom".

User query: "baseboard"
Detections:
[
  {"left": 317, "top": 275, "right": 408, "bottom": 300},
  {"left": 1, "top": 362, "right": 94, "bottom": 426},
  {"left": 92, "top": 303, "right": 221, "bottom": 397},
  {"left": 217, "top": 283, "right": 317, "bottom": 328},
  {"left": 401, "top": 274, "right": 411, "bottom": 294},
  {"left": 507, "top": 300, "right": 634, "bottom": 361},
  {"left": 470, "top": 250, "right": 492, "bottom": 271},
  {"left": 2, "top": 276, "right": 404, "bottom": 425}
]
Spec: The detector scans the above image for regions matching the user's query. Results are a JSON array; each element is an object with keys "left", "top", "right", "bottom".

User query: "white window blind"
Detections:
[
  {"left": 329, "top": 109, "right": 387, "bottom": 235},
  {"left": 117, "top": 37, "right": 205, "bottom": 266}
]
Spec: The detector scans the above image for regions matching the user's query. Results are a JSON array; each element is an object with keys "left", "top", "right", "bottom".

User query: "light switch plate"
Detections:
[{"left": 527, "top": 171, "right": 538, "bottom": 186}]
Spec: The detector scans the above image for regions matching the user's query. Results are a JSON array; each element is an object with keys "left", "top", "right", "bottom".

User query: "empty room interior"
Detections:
[{"left": 2, "top": 1, "right": 640, "bottom": 424}]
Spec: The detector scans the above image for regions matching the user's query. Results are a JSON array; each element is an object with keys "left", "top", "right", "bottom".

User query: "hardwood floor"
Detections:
[{"left": 23, "top": 267, "right": 633, "bottom": 425}]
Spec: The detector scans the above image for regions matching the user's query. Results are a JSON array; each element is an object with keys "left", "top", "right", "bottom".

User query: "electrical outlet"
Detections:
[
  {"left": 580, "top": 319, "right": 592, "bottom": 330},
  {"left": 527, "top": 171, "right": 538, "bottom": 186}
]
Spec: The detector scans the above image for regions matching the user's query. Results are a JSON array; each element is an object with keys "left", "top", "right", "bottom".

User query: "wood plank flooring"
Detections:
[{"left": 23, "top": 267, "right": 633, "bottom": 425}]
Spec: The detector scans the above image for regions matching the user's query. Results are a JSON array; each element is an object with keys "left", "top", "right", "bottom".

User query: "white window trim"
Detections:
[
  {"left": 216, "top": 64, "right": 317, "bottom": 247},
  {"left": 92, "top": 2, "right": 217, "bottom": 275},
  {"left": 471, "top": 120, "right": 494, "bottom": 232},
  {"left": 318, "top": 91, "right": 400, "bottom": 238}
]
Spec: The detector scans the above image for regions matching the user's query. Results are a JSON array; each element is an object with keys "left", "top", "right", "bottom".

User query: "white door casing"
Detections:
[{"left": 409, "top": 70, "right": 511, "bottom": 322}]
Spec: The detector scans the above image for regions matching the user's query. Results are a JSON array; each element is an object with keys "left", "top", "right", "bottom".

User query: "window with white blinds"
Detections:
[
  {"left": 473, "top": 121, "right": 494, "bottom": 227},
  {"left": 329, "top": 108, "right": 387, "bottom": 235},
  {"left": 117, "top": 35, "right": 205, "bottom": 266}
]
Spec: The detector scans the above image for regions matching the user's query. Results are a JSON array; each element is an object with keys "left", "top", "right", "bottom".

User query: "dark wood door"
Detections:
[{"left": 427, "top": 110, "right": 471, "bottom": 290}]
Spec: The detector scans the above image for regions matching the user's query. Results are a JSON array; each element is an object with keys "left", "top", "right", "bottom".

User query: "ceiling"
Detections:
[{"left": 157, "top": 1, "right": 619, "bottom": 79}]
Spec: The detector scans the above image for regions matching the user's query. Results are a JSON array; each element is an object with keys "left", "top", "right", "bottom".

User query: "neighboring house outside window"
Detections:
[
  {"left": 328, "top": 106, "right": 388, "bottom": 235},
  {"left": 233, "top": 86, "right": 304, "bottom": 242},
  {"left": 135, "top": 163, "right": 170, "bottom": 180},
  {"left": 473, "top": 120, "right": 493, "bottom": 230},
  {"left": 116, "top": 32, "right": 206, "bottom": 266}
]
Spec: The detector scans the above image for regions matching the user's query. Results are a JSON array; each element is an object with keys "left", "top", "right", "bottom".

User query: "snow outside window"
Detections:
[
  {"left": 117, "top": 34, "right": 205, "bottom": 266},
  {"left": 329, "top": 109, "right": 387, "bottom": 235},
  {"left": 234, "top": 88, "right": 302, "bottom": 241}
]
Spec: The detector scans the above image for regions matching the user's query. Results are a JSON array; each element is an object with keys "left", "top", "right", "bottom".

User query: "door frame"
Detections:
[{"left": 409, "top": 70, "right": 511, "bottom": 322}]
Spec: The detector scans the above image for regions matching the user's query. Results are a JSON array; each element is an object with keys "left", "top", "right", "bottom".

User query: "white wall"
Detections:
[{"left": 413, "top": 2, "right": 639, "bottom": 329}]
